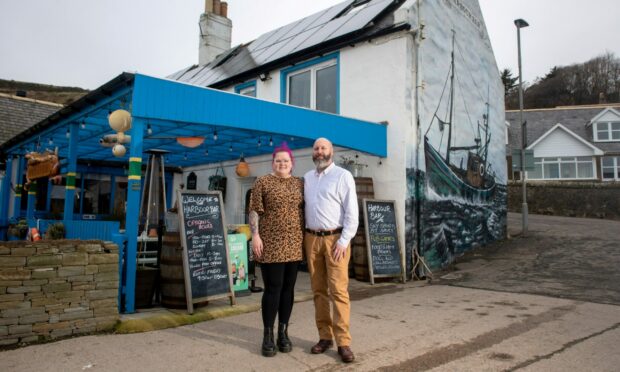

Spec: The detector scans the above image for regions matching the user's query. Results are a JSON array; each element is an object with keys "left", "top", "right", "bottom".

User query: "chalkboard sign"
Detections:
[
  {"left": 177, "top": 190, "right": 235, "bottom": 313},
  {"left": 362, "top": 199, "right": 405, "bottom": 284}
]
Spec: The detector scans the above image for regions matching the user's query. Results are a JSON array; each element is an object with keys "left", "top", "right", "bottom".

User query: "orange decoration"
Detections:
[{"left": 176, "top": 137, "right": 205, "bottom": 148}]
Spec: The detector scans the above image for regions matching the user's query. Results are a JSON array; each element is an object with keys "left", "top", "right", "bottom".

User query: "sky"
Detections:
[{"left": 1, "top": 0, "right": 619, "bottom": 90}]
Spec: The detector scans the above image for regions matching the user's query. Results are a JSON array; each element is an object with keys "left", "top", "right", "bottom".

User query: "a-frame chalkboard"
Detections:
[
  {"left": 177, "top": 190, "right": 235, "bottom": 314},
  {"left": 362, "top": 199, "right": 406, "bottom": 284}
]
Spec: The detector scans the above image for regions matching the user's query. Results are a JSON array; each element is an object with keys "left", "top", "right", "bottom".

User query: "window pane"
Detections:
[
  {"left": 560, "top": 162, "right": 576, "bottom": 178},
  {"left": 577, "top": 162, "right": 593, "bottom": 178},
  {"left": 50, "top": 178, "right": 66, "bottom": 218},
  {"left": 612, "top": 130, "right": 620, "bottom": 140},
  {"left": 35, "top": 179, "right": 48, "bottom": 211},
  {"left": 528, "top": 163, "right": 543, "bottom": 179},
  {"left": 316, "top": 64, "right": 337, "bottom": 113},
  {"left": 611, "top": 122, "right": 620, "bottom": 130},
  {"left": 602, "top": 157, "right": 614, "bottom": 166},
  {"left": 544, "top": 163, "right": 559, "bottom": 179},
  {"left": 289, "top": 71, "right": 311, "bottom": 108},
  {"left": 602, "top": 167, "right": 615, "bottom": 179},
  {"left": 239, "top": 86, "right": 256, "bottom": 97}
]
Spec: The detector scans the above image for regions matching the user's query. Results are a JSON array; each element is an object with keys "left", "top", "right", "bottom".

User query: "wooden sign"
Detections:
[
  {"left": 362, "top": 199, "right": 405, "bottom": 284},
  {"left": 177, "top": 190, "right": 235, "bottom": 314}
]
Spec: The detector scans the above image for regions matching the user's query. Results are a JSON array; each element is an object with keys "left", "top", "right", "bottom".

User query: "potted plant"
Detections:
[
  {"left": 338, "top": 155, "right": 368, "bottom": 177},
  {"left": 7, "top": 218, "right": 28, "bottom": 240},
  {"left": 46, "top": 222, "right": 66, "bottom": 240}
]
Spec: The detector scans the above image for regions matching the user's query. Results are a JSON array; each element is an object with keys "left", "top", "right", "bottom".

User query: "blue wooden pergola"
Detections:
[{"left": 0, "top": 72, "right": 387, "bottom": 313}]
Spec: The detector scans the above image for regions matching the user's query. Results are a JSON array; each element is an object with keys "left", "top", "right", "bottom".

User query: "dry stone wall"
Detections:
[
  {"left": 508, "top": 181, "right": 620, "bottom": 220},
  {"left": 0, "top": 240, "right": 119, "bottom": 346}
]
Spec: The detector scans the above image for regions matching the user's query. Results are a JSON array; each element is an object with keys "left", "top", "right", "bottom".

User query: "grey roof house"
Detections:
[
  {"left": 505, "top": 104, "right": 620, "bottom": 182},
  {"left": 0, "top": 93, "right": 62, "bottom": 147}
]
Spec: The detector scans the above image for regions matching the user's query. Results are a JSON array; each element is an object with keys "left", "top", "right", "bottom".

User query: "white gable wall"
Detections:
[
  {"left": 596, "top": 110, "right": 620, "bottom": 122},
  {"left": 533, "top": 129, "right": 596, "bottom": 157}
]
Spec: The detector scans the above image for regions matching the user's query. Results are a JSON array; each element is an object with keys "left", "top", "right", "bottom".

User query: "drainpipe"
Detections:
[{"left": 412, "top": 0, "right": 424, "bottom": 277}]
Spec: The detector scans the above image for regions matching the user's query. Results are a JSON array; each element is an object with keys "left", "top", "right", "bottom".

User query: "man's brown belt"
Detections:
[{"left": 305, "top": 228, "right": 343, "bottom": 237}]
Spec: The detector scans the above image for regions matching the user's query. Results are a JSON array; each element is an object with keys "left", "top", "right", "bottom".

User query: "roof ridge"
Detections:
[
  {"left": 0, "top": 92, "right": 64, "bottom": 107},
  {"left": 507, "top": 103, "right": 620, "bottom": 113}
]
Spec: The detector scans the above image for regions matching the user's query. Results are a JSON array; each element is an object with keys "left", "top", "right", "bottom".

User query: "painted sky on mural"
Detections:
[{"left": 1, "top": 0, "right": 619, "bottom": 89}]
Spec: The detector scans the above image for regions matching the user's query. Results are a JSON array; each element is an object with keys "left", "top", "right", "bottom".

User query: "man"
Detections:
[{"left": 304, "top": 137, "right": 359, "bottom": 363}]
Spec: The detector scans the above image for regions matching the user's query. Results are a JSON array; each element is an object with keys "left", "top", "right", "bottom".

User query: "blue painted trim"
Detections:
[
  {"left": 123, "top": 116, "right": 145, "bottom": 313},
  {"left": 45, "top": 180, "right": 52, "bottom": 213},
  {"left": 64, "top": 123, "right": 79, "bottom": 223},
  {"left": 234, "top": 80, "right": 257, "bottom": 96},
  {"left": 279, "top": 51, "right": 340, "bottom": 114},
  {"left": 26, "top": 182, "right": 36, "bottom": 223}
]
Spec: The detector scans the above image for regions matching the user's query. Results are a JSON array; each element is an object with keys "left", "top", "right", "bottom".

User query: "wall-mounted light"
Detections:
[
  {"left": 229, "top": 144, "right": 233, "bottom": 152},
  {"left": 269, "top": 136, "right": 273, "bottom": 146},
  {"left": 213, "top": 130, "right": 218, "bottom": 141},
  {"left": 259, "top": 72, "right": 272, "bottom": 81},
  {"left": 80, "top": 119, "right": 86, "bottom": 129},
  {"left": 147, "top": 124, "right": 153, "bottom": 135},
  {"left": 66, "top": 129, "right": 70, "bottom": 138},
  {"left": 257, "top": 138, "right": 262, "bottom": 147},
  {"left": 184, "top": 153, "right": 188, "bottom": 161},
  {"left": 205, "top": 148, "right": 209, "bottom": 156}
]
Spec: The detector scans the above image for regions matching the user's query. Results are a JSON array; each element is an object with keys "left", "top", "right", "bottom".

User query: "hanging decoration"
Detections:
[{"left": 235, "top": 153, "right": 250, "bottom": 177}]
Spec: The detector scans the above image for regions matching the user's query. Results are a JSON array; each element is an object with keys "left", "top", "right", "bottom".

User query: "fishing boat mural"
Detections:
[{"left": 405, "top": 0, "right": 508, "bottom": 271}]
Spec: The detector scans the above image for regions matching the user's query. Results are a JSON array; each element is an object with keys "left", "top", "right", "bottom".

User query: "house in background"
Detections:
[{"left": 506, "top": 104, "right": 620, "bottom": 182}]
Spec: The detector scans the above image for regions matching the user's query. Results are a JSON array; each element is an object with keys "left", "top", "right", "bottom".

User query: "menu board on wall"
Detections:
[
  {"left": 177, "top": 190, "right": 235, "bottom": 313},
  {"left": 362, "top": 199, "right": 406, "bottom": 284}
]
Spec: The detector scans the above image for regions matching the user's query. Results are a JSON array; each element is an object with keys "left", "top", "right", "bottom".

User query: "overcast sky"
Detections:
[{"left": 1, "top": 0, "right": 619, "bottom": 90}]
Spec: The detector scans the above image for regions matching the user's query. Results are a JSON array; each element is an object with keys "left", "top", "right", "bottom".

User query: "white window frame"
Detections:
[
  {"left": 593, "top": 121, "right": 620, "bottom": 142},
  {"left": 601, "top": 156, "right": 620, "bottom": 181},
  {"left": 527, "top": 156, "right": 597, "bottom": 180},
  {"left": 286, "top": 59, "right": 337, "bottom": 112}
]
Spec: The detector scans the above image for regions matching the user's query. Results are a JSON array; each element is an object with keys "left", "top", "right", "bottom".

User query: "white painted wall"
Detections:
[{"left": 533, "top": 129, "right": 597, "bottom": 157}]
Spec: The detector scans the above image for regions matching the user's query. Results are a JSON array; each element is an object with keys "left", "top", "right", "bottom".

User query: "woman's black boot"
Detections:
[
  {"left": 262, "top": 327, "right": 277, "bottom": 357},
  {"left": 277, "top": 323, "right": 292, "bottom": 352}
]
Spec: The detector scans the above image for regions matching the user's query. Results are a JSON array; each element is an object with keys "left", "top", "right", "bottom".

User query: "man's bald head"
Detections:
[{"left": 312, "top": 137, "right": 334, "bottom": 171}]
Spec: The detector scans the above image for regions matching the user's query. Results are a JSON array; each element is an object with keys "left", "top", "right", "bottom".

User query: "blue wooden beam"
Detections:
[
  {"left": 123, "top": 117, "right": 145, "bottom": 313},
  {"left": 0, "top": 155, "right": 14, "bottom": 240},
  {"left": 63, "top": 123, "right": 79, "bottom": 224},
  {"left": 12, "top": 156, "right": 25, "bottom": 219}
]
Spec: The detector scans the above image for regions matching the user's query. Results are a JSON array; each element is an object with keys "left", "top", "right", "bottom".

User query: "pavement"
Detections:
[{"left": 1, "top": 212, "right": 620, "bottom": 371}]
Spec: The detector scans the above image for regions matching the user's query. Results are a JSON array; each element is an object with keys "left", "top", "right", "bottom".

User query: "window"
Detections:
[
  {"left": 528, "top": 157, "right": 595, "bottom": 180},
  {"left": 82, "top": 174, "right": 112, "bottom": 215},
  {"left": 594, "top": 122, "right": 620, "bottom": 142},
  {"left": 281, "top": 53, "right": 339, "bottom": 114},
  {"left": 234, "top": 81, "right": 256, "bottom": 97},
  {"left": 602, "top": 156, "right": 620, "bottom": 181}
]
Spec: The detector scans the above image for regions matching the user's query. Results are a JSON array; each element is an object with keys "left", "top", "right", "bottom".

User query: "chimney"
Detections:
[{"left": 199, "top": 0, "right": 232, "bottom": 66}]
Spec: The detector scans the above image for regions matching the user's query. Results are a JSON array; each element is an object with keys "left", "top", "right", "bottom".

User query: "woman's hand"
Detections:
[{"left": 252, "top": 234, "right": 263, "bottom": 260}]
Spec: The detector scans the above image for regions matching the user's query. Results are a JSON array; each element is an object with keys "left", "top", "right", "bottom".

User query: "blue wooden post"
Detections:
[
  {"left": 63, "top": 123, "right": 79, "bottom": 224},
  {"left": 124, "top": 117, "right": 144, "bottom": 313},
  {"left": 26, "top": 180, "right": 36, "bottom": 223},
  {"left": 12, "top": 155, "right": 25, "bottom": 218},
  {"left": 0, "top": 154, "right": 14, "bottom": 240}
]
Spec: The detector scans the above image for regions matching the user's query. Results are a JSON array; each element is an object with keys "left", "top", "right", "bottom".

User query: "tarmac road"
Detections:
[{"left": 1, "top": 213, "right": 619, "bottom": 371}]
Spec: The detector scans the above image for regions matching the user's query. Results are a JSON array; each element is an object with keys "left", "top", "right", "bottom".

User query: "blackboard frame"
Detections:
[
  {"left": 362, "top": 199, "right": 406, "bottom": 285},
  {"left": 177, "top": 190, "right": 235, "bottom": 314}
]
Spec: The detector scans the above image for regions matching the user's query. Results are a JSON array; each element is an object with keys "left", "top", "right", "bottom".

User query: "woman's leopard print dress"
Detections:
[{"left": 249, "top": 174, "right": 304, "bottom": 263}]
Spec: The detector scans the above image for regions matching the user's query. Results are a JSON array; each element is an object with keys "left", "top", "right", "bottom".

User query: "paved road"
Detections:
[
  {"left": 438, "top": 213, "right": 620, "bottom": 305},
  {"left": 1, "top": 213, "right": 619, "bottom": 371}
]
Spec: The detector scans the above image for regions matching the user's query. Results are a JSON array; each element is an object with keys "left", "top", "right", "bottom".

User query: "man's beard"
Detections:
[{"left": 313, "top": 152, "right": 332, "bottom": 169}]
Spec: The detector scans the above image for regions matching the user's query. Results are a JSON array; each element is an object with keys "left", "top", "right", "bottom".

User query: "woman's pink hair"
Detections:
[{"left": 272, "top": 141, "right": 294, "bottom": 166}]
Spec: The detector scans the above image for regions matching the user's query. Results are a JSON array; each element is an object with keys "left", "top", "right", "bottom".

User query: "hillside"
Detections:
[{"left": 0, "top": 79, "right": 88, "bottom": 105}]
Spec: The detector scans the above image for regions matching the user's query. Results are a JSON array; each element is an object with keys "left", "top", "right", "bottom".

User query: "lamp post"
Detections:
[{"left": 515, "top": 18, "right": 529, "bottom": 236}]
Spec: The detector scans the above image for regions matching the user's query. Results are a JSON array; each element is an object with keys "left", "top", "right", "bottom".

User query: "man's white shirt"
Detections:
[{"left": 304, "top": 162, "right": 359, "bottom": 247}]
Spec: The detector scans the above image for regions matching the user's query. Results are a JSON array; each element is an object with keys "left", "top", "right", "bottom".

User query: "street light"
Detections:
[{"left": 515, "top": 18, "right": 529, "bottom": 236}]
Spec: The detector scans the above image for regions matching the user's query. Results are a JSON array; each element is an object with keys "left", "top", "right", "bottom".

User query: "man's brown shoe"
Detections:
[
  {"left": 338, "top": 346, "right": 355, "bottom": 363},
  {"left": 311, "top": 339, "right": 333, "bottom": 354}
]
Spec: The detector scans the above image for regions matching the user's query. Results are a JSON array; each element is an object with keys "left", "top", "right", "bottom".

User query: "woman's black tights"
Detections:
[{"left": 260, "top": 261, "right": 300, "bottom": 328}]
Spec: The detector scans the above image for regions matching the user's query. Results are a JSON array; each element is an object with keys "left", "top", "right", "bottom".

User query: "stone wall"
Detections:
[
  {"left": 508, "top": 181, "right": 620, "bottom": 220},
  {"left": 0, "top": 240, "right": 119, "bottom": 347}
]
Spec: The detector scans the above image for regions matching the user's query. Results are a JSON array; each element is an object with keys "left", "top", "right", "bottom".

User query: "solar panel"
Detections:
[{"left": 170, "top": 0, "right": 399, "bottom": 87}]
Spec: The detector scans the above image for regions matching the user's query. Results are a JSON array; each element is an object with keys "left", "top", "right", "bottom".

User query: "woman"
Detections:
[{"left": 249, "top": 142, "right": 304, "bottom": 357}]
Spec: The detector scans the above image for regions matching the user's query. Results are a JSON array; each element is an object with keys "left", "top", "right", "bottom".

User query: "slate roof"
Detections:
[
  {"left": 505, "top": 104, "right": 620, "bottom": 155},
  {"left": 170, "top": 0, "right": 409, "bottom": 89},
  {"left": 0, "top": 93, "right": 62, "bottom": 147}
]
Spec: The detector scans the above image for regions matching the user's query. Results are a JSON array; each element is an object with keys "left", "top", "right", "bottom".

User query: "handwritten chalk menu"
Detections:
[
  {"left": 178, "top": 190, "right": 235, "bottom": 313},
  {"left": 362, "top": 199, "right": 405, "bottom": 284}
]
